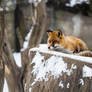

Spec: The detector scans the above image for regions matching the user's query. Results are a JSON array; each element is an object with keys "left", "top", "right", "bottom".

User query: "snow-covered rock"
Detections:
[{"left": 24, "top": 44, "right": 92, "bottom": 92}]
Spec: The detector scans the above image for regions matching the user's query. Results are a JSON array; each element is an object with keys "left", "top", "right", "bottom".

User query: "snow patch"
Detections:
[
  {"left": 5, "top": 7, "right": 9, "bottom": 11},
  {"left": 66, "top": 64, "right": 77, "bottom": 76},
  {"left": 29, "top": 88, "right": 32, "bottom": 92},
  {"left": 67, "top": 83, "right": 70, "bottom": 88},
  {"left": 28, "top": 0, "right": 41, "bottom": 6},
  {"left": 79, "top": 79, "right": 84, "bottom": 85},
  {"left": 29, "top": 44, "right": 92, "bottom": 64},
  {"left": 3, "top": 79, "right": 9, "bottom": 92},
  {"left": 13, "top": 52, "right": 21, "bottom": 67},
  {"left": 66, "top": 0, "right": 89, "bottom": 7},
  {"left": 59, "top": 81, "right": 64, "bottom": 88},
  {"left": 21, "top": 26, "right": 33, "bottom": 51},
  {"left": 31, "top": 52, "right": 77, "bottom": 85},
  {"left": 83, "top": 65, "right": 92, "bottom": 78}
]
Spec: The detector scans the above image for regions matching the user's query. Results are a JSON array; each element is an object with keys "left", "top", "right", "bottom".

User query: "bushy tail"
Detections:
[{"left": 75, "top": 50, "right": 92, "bottom": 57}]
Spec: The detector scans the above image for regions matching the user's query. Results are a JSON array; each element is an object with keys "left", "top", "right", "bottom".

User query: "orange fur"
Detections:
[{"left": 47, "top": 29, "right": 88, "bottom": 53}]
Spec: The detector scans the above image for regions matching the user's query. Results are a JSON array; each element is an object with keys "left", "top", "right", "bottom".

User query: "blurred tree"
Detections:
[
  {"left": 90, "top": 0, "right": 92, "bottom": 11},
  {"left": 0, "top": 0, "right": 47, "bottom": 92},
  {"left": 0, "top": 9, "right": 4, "bottom": 92}
]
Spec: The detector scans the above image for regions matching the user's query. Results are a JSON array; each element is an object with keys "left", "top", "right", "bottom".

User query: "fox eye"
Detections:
[
  {"left": 53, "top": 40, "right": 57, "bottom": 43},
  {"left": 49, "top": 40, "right": 51, "bottom": 43},
  {"left": 53, "top": 40, "right": 59, "bottom": 43}
]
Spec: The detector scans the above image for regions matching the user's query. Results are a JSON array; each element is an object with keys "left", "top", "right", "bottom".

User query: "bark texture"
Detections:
[
  {"left": 23, "top": 49, "right": 92, "bottom": 92},
  {"left": 0, "top": 10, "right": 4, "bottom": 92},
  {"left": 1, "top": 31, "right": 24, "bottom": 92},
  {"left": 0, "top": 9, "right": 24, "bottom": 92},
  {"left": 28, "top": 0, "right": 47, "bottom": 48}
]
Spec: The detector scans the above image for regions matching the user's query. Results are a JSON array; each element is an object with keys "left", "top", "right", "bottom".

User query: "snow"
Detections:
[
  {"left": 13, "top": 26, "right": 33, "bottom": 67},
  {"left": 28, "top": 0, "right": 42, "bottom": 6},
  {"left": 5, "top": 7, "right": 9, "bottom": 11},
  {"left": 67, "top": 83, "right": 70, "bottom": 88},
  {"left": 29, "top": 44, "right": 92, "bottom": 64},
  {"left": 79, "top": 79, "right": 84, "bottom": 85},
  {"left": 29, "top": 44, "right": 92, "bottom": 88},
  {"left": 3, "top": 79, "right": 9, "bottom": 92},
  {"left": 21, "top": 26, "right": 33, "bottom": 51},
  {"left": 83, "top": 65, "right": 92, "bottom": 78},
  {"left": 31, "top": 51, "right": 77, "bottom": 86},
  {"left": 66, "top": 0, "right": 89, "bottom": 7},
  {"left": 66, "top": 64, "right": 77, "bottom": 76},
  {"left": 13, "top": 52, "right": 22, "bottom": 67},
  {"left": 29, "top": 88, "right": 32, "bottom": 92},
  {"left": 59, "top": 81, "right": 64, "bottom": 88}
]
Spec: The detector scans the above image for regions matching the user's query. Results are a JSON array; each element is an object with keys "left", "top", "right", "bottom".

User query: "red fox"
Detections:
[{"left": 47, "top": 29, "right": 92, "bottom": 57}]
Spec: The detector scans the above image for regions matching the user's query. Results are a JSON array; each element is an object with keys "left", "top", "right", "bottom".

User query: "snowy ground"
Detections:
[
  {"left": 66, "top": 0, "right": 89, "bottom": 7},
  {"left": 3, "top": 79, "right": 9, "bottom": 92}
]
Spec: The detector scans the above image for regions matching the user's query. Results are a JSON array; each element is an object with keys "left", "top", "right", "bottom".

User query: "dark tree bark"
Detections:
[
  {"left": 0, "top": 9, "right": 24, "bottom": 92},
  {"left": 0, "top": 9, "right": 4, "bottom": 92},
  {"left": 4, "top": 0, "right": 17, "bottom": 52},
  {"left": 1, "top": 31, "right": 24, "bottom": 92}
]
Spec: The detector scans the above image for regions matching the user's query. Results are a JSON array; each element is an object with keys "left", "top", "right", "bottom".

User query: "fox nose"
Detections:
[{"left": 48, "top": 46, "right": 50, "bottom": 49}]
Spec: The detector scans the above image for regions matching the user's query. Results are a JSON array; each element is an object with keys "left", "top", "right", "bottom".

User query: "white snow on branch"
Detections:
[
  {"left": 29, "top": 44, "right": 92, "bottom": 64},
  {"left": 13, "top": 52, "right": 22, "bottom": 67},
  {"left": 21, "top": 26, "right": 33, "bottom": 51},
  {"left": 67, "top": 83, "right": 70, "bottom": 88},
  {"left": 59, "top": 81, "right": 64, "bottom": 88},
  {"left": 13, "top": 26, "right": 33, "bottom": 67},
  {"left": 79, "top": 79, "right": 84, "bottom": 85},
  {"left": 13, "top": 26, "right": 33, "bottom": 69},
  {"left": 29, "top": 88, "right": 32, "bottom": 92},
  {"left": 83, "top": 65, "right": 92, "bottom": 78},
  {"left": 66, "top": 0, "right": 89, "bottom": 7},
  {"left": 3, "top": 79, "right": 9, "bottom": 92}
]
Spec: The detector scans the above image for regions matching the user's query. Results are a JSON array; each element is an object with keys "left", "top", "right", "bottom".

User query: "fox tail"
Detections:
[{"left": 75, "top": 50, "right": 92, "bottom": 57}]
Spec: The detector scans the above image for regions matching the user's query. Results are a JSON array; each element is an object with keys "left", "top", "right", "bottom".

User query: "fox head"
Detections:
[{"left": 47, "top": 29, "right": 64, "bottom": 49}]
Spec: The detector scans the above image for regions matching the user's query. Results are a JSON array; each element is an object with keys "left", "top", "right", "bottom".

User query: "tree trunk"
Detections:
[
  {"left": 90, "top": 0, "right": 92, "bottom": 12},
  {"left": 0, "top": 10, "right": 4, "bottom": 92},
  {"left": 1, "top": 30, "right": 24, "bottom": 92},
  {"left": 5, "top": 10, "right": 16, "bottom": 52},
  {"left": 0, "top": 9, "right": 24, "bottom": 92},
  {"left": 28, "top": 0, "right": 47, "bottom": 48}
]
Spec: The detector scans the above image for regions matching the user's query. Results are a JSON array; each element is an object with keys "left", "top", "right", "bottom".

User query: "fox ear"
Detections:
[
  {"left": 47, "top": 29, "right": 53, "bottom": 33},
  {"left": 57, "top": 29, "right": 63, "bottom": 37},
  {"left": 47, "top": 29, "right": 53, "bottom": 36}
]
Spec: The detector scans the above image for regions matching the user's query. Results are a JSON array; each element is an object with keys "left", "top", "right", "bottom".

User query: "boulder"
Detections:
[{"left": 23, "top": 44, "right": 92, "bottom": 92}]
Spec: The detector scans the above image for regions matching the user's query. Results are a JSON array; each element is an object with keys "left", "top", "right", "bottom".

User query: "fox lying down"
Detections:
[{"left": 47, "top": 29, "right": 92, "bottom": 57}]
